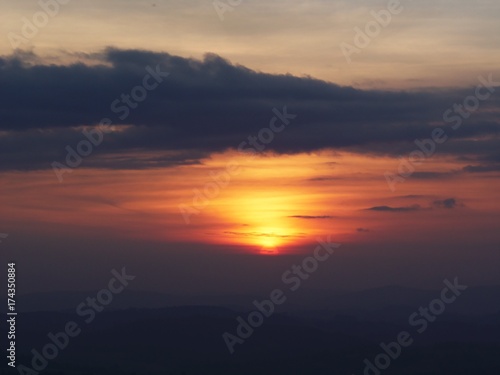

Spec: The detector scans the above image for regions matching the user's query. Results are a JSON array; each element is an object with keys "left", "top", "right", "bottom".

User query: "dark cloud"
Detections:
[
  {"left": 463, "top": 164, "right": 500, "bottom": 173},
  {"left": 308, "top": 176, "right": 343, "bottom": 182},
  {"left": 433, "top": 198, "right": 460, "bottom": 209},
  {"left": 399, "top": 195, "right": 431, "bottom": 199},
  {"left": 368, "top": 198, "right": 464, "bottom": 212},
  {"left": 356, "top": 228, "right": 370, "bottom": 233},
  {"left": 411, "top": 171, "right": 457, "bottom": 179},
  {"left": 0, "top": 48, "right": 499, "bottom": 170},
  {"left": 223, "top": 231, "right": 305, "bottom": 239},
  {"left": 289, "top": 215, "right": 336, "bottom": 220},
  {"left": 367, "top": 205, "right": 422, "bottom": 213}
]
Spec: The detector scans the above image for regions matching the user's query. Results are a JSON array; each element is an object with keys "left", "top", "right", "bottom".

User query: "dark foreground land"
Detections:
[{"left": 5, "top": 286, "right": 500, "bottom": 375}]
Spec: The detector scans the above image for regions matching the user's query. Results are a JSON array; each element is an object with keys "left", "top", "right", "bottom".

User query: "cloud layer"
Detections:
[{"left": 0, "top": 48, "right": 499, "bottom": 171}]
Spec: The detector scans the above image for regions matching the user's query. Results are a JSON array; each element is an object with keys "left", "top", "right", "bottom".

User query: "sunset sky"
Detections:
[{"left": 1, "top": 0, "right": 499, "bottom": 296}]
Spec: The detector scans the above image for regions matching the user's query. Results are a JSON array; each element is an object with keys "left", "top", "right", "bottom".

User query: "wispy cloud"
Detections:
[
  {"left": 289, "top": 215, "right": 336, "bottom": 220},
  {"left": 367, "top": 205, "right": 422, "bottom": 213}
]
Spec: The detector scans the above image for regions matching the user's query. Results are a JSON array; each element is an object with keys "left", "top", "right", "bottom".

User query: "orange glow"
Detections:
[
  {"left": 259, "top": 243, "right": 279, "bottom": 256},
  {"left": 0, "top": 149, "right": 499, "bottom": 254}
]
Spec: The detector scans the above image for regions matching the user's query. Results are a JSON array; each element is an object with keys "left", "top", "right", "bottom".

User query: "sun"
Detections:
[
  {"left": 256, "top": 231, "right": 286, "bottom": 255},
  {"left": 260, "top": 235, "right": 279, "bottom": 249}
]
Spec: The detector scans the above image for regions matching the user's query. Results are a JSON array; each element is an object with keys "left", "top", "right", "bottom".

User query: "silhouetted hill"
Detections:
[
  {"left": 15, "top": 285, "right": 500, "bottom": 316},
  {"left": 9, "top": 303, "right": 500, "bottom": 375}
]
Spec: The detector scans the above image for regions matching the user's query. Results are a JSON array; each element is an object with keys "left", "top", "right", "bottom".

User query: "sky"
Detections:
[{"left": 0, "top": 0, "right": 499, "bottom": 296}]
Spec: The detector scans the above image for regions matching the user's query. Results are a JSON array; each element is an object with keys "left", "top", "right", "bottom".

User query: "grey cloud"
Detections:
[
  {"left": 0, "top": 48, "right": 499, "bottom": 170},
  {"left": 433, "top": 198, "right": 460, "bottom": 209},
  {"left": 289, "top": 215, "right": 336, "bottom": 220},
  {"left": 367, "top": 205, "right": 422, "bottom": 213}
]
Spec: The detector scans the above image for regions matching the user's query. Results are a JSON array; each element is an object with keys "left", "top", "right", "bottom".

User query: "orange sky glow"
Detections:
[{"left": 1, "top": 150, "right": 498, "bottom": 256}]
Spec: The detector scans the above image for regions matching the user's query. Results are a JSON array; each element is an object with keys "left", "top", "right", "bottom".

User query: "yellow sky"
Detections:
[{"left": 2, "top": 0, "right": 500, "bottom": 89}]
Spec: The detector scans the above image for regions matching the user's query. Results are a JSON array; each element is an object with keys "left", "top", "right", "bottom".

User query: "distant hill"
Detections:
[
  {"left": 14, "top": 285, "right": 500, "bottom": 316},
  {"left": 11, "top": 304, "right": 500, "bottom": 375}
]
